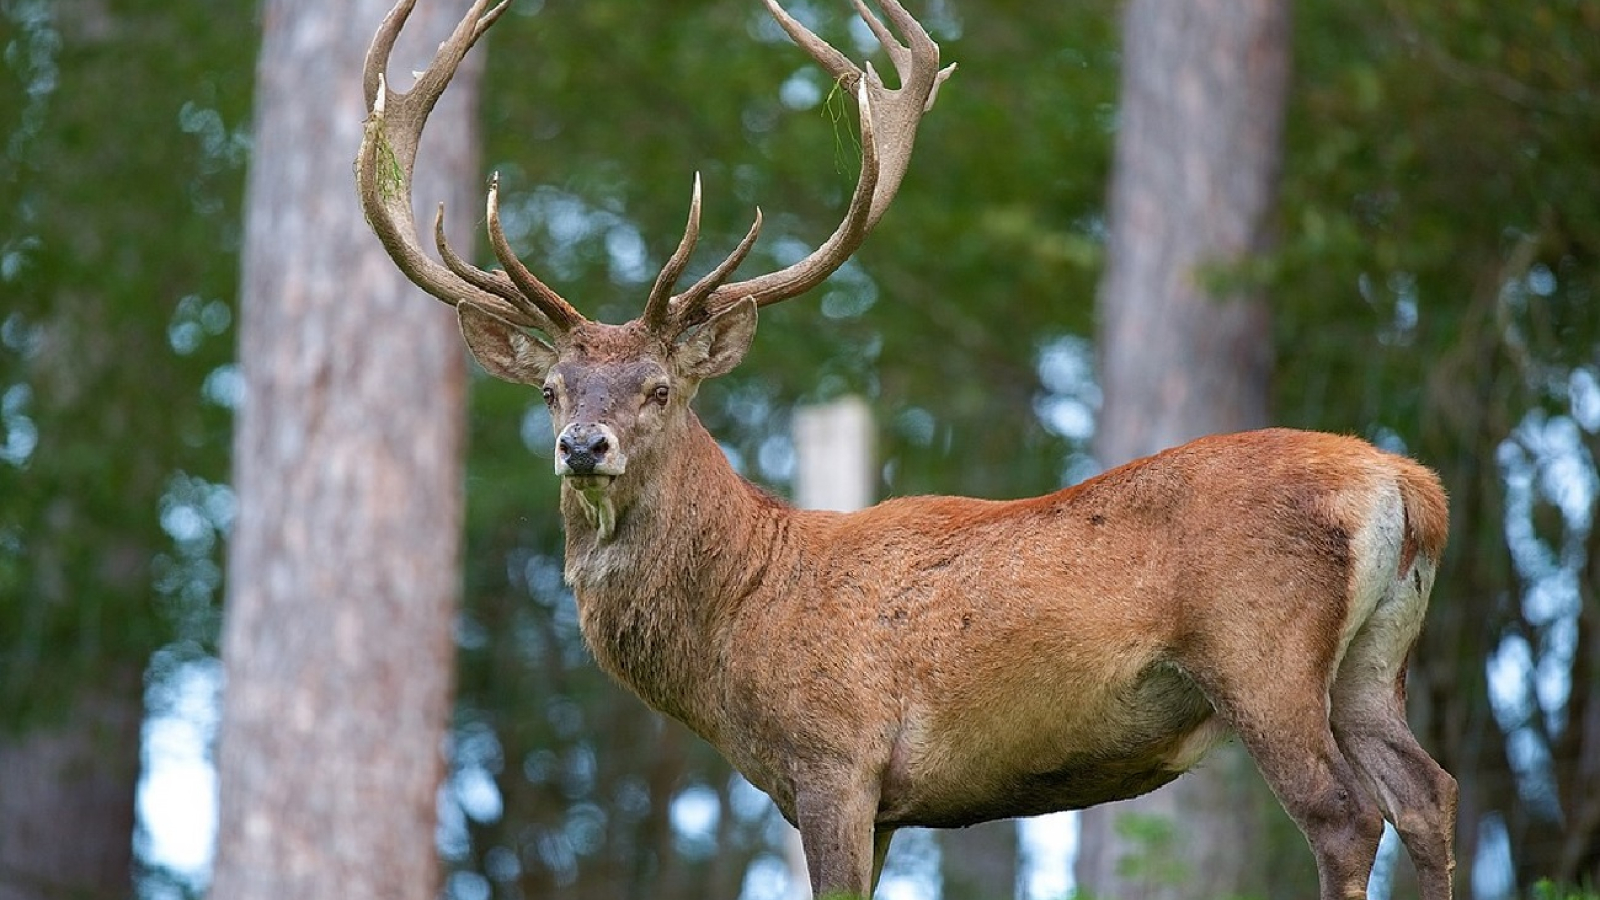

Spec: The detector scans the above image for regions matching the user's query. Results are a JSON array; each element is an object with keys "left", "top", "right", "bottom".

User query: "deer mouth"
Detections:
[
  {"left": 563, "top": 473, "right": 621, "bottom": 540},
  {"left": 563, "top": 473, "right": 616, "bottom": 491}
]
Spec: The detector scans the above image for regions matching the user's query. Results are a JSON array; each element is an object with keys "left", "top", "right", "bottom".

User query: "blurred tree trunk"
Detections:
[
  {"left": 1074, "top": 0, "right": 1289, "bottom": 897},
  {"left": 941, "top": 823, "right": 1019, "bottom": 900},
  {"left": 209, "top": 0, "right": 475, "bottom": 897},
  {"left": 0, "top": 674, "right": 140, "bottom": 900}
]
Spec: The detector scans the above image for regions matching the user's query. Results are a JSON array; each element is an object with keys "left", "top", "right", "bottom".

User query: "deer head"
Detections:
[{"left": 356, "top": 0, "right": 953, "bottom": 538}]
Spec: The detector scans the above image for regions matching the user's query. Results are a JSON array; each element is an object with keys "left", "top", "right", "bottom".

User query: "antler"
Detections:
[
  {"left": 356, "top": 0, "right": 586, "bottom": 336},
  {"left": 356, "top": 0, "right": 952, "bottom": 341},
  {"left": 676, "top": 0, "right": 956, "bottom": 328}
]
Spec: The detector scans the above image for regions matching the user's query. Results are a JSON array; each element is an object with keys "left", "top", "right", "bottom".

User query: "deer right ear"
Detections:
[{"left": 458, "top": 301, "right": 560, "bottom": 385}]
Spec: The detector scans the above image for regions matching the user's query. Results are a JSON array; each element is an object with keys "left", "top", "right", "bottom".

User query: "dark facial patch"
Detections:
[{"left": 554, "top": 358, "right": 669, "bottom": 423}]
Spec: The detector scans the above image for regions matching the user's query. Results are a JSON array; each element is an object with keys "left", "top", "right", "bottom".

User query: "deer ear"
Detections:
[
  {"left": 675, "top": 299, "right": 757, "bottom": 380},
  {"left": 458, "top": 301, "right": 559, "bottom": 385}
]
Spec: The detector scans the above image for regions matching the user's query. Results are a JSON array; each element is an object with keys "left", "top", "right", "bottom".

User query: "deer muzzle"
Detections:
[{"left": 556, "top": 422, "right": 626, "bottom": 483}]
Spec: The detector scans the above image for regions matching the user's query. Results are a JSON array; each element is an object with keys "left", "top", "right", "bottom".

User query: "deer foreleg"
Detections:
[
  {"left": 795, "top": 778, "right": 880, "bottom": 898},
  {"left": 870, "top": 827, "right": 895, "bottom": 893}
]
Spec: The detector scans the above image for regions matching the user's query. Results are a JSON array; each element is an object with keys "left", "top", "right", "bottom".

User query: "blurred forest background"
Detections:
[{"left": 2, "top": 0, "right": 1598, "bottom": 898}]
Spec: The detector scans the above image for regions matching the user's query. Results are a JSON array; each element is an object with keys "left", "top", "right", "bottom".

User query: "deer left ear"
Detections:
[{"left": 675, "top": 299, "right": 757, "bottom": 380}]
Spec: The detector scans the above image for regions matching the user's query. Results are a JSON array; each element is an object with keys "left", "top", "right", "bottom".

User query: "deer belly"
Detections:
[{"left": 877, "top": 664, "right": 1225, "bottom": 828}]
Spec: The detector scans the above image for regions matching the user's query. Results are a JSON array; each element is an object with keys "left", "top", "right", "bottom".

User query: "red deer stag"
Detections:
[{"left": 357, "top": 1, "right": 1457, "bottom": 897}]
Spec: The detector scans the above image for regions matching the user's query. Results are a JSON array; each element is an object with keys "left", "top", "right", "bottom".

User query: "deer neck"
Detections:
[{"left": 558, "top": 412, "right": 790, "bottom": 738}]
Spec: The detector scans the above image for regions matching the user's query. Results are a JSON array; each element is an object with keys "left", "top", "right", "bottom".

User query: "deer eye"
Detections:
[
  {"left": 540, "top": 385, "right": 555, "bottom": 406},
  {"left": 652, "top": 384, "right": 670, "bottom": 405}
]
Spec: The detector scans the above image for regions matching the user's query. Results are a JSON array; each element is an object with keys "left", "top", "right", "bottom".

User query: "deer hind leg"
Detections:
[
  {"left": 1186, "top": 634, "right": 1384, "bottom": 899},
  {"left": 1330, "top": 577, "right": 1458, "bottom": 900},
  {"left": 1330, "top": 680, "right": 1457, "bottom": 900},
  {"left": 1227, "top": 700, "right": 1384, "bottom": 899}
]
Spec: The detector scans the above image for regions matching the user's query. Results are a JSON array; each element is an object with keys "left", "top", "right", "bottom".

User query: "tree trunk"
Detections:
[
  {"left": 1074, "top": 0, "right": 1289, "bottom": 897},
  {"left": 0, "top": 673, "right": 141, "bottom": 900},
  {"left": 940, "top": 823, "right": 1019, "bottom": 900},
  {"left": 209, "top": 0, "right": 476, "bottom": 897}
]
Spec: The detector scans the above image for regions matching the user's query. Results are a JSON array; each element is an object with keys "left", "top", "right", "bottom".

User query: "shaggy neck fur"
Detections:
[{"left": 558, "top": 411, "right": 793, "bottom": 741}]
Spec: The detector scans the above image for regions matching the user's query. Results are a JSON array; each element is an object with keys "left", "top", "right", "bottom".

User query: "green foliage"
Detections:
[
  {"left": 1276, "top": 0, "right": 1600, "bottom": 437},
  {"left": 1531, "top": 880, "right": 1600, "bottom": 900},
  {"left": 0, "top": 0, "right": 250, "bottom": 729},
  {"left": 1109, "top": 812, "right": 1187, "bottom": 889}
]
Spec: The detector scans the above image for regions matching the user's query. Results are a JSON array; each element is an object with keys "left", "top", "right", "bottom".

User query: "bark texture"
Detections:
[
  {"left": 1075, "top": 0, "right": 1289, "bottom": 897},
  {"left": 209, "top": 0, "right": 475, "bottom": 896}
]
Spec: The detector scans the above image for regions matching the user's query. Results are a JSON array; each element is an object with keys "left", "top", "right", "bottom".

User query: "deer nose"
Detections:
[{"left": 557, "top": 424, "right": 612, "bottom": 476}]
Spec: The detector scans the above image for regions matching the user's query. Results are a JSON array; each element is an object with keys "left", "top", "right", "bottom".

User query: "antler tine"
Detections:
[
  {"left": 485, "top": 175, "right": 587, "bottom": 332},
  {"left": 431, "top": 203, "right": 507, "bottom": 298},
  {"left": 357, "top": 0, "right": 587, "bottom": 335},
  {"left": 671, "top": 208, "right": 765, "bottom": 330},
  {"left": 697, "top": 0, "right": 953, "bottom": 318},
  {"left": 432, "top": 203, "right": 564, "bottom": 336},
  {"left": 642, "top": 174, "right": 705, "bottom": 334},
  {"left": 762, "top": 0, "right": 862, "bottom": 86},
  {"left": 833, "top": 0, "right": 956, "bottom": 230},
  {"left": 848, "top": 0, "right": 953, "bottom": 105}
]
